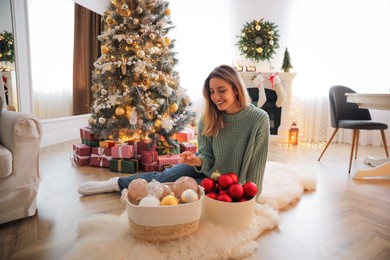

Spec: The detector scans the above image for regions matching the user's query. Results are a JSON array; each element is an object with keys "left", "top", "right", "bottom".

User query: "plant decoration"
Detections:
[
  {"left": 281, "top": 47, "right": 293, "bottom": 72},
  {"left": 0, "top": 30, "right": 15, "bottom": 63},
  {"left": 236, "top": 19, "right": 280, "bottom": 62}
]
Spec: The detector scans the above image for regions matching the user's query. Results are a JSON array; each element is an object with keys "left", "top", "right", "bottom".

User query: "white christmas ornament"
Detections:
[
  {"left": 180, "top": 189, "right": 199, "bottom": 203},
  {"left": 139, "top": 195, "right": 160, "bottom": 207},
  {"left": 161, "top": 118, "right": 174, "bottom": 131},
  {"left": 98, "top": 117, "right": 106, "bottom": 124}
]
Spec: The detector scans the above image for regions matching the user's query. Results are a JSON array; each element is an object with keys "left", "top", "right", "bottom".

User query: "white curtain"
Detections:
[{"left": 28, "top": 0, "right": 74, "bottom": 119}]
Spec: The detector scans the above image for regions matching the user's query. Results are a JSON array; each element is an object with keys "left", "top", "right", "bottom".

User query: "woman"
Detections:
[{"left": 78, "top": 64, "right": 269, "bottom": 196}]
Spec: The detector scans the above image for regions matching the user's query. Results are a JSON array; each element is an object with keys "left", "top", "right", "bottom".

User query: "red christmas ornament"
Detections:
[
  {"left": 217, "top": 193, "right": 232, "bottom": 202},
  {"left": 227, "top": 172, "right": 238, "bottom": 183},
  {"left": 217, "top": 174, "right": 234, "bottom": 190},
  {"left": 243, "top": 182, "right": 258, "bottom": 198},
  {"left": 206, "top": 192, "right": 218, "bottom": 199},
  {"left": 200, "top": 178, "right": 215, "bottom": 193},
  {"left": 228, "top": 183, "right": 244, "bottom": 200}
]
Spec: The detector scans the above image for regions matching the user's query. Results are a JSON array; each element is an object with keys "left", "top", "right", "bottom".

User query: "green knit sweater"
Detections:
[{"left": 196, "top": 104, "right": 269, "bottom": 194}]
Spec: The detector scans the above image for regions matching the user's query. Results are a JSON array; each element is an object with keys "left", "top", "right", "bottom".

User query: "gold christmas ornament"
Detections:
[
  {"left": 106, "top": 16, "right": 114, "bottom": 25},
  {"left": 88, "top": 117, "right": 96, "bottom": 125},
  {"left": 164, "top": 36, "right": 171, "bottom": 46},
  {"left": 137, "top": 50, "right": 145, "bottom": 58},
  {"left": 164, "top": 8, "right": 171, "bottom": 16},
  {"left": 210, "top": 170, "right": 221, "bottom": 181},
  {"left": 115, "top": 107, "right": 125, "bottom": 116},
  {"left": 160, "top": 193, "right": 179, "bottom": 206},
  {"left": 101, "top": 45, "right": 110, "bottom": 54},
  {"left": 121, "top": 64, "right": 127, "bottom": 75},
  {"left": 170, "top": 102, "right": 179, "bottom": 112},
  {"left": 182, "top": 96, "right": 190, "bottom": 105},
  {"left": 91, "top": 84, "right": 99, "bottom": 93}
]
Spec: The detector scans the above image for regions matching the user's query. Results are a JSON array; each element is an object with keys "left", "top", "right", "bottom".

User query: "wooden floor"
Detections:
[{"left": 1, "top": 139, "right": 389, "bottom": 260}]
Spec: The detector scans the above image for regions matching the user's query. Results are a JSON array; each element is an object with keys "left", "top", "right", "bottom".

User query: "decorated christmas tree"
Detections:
[
  {"left": 89, "top": 0, "right": 196, "bottom": 144},
  {"left": 281, "top": 47, "right": 293, "bottom": 72}
]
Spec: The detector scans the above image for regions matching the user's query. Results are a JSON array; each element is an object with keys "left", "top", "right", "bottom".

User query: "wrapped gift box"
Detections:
[
  {"left": 156, "top": 139, "right": 180, "bottom": 155},
  {"left": 82, "top": 139, "right": 99, "bottom": 147},
  {"left": 109, "top": 159, "right": 138, "bottom": 173},
  {"left": 111, "top": 144, "right": 134, "bottom": 159},
  {"left": 189, "top": 140, "right": 198, "bottom": 150},
  {"left": 175, "top": 128, "right": 195, "bottom": 143},
  {"left": 99, "top": 140, "right": 118, "bottom": 148},
  {"left": 180, "top": 142, "right": 197, "bottom": 153},
  {"left": 140, "top": 150, "right": 158, "bottom": 172},
  {"left": 157, "top": 154, "right": 181, "bottom": 171},
  {"left": 90, "top": 147, "right": 112, "bottom": 167},
  {"left": 80, "top": 126, "right": 99, "bottom": 141},
  {"left": 72, "top": 143, "right": 91, "bottom": 166},
  {"left": 127, "top": 140, "right": 156, "bottom": 158}
]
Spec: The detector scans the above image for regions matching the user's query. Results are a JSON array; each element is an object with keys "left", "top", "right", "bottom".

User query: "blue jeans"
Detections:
[{"left": 117, "top": 163, "right": 207, "bottom": 190}]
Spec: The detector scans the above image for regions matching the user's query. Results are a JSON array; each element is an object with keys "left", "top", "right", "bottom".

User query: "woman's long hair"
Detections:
[{"left": 202, "top": 65, "right": 251, "bottom": 137}]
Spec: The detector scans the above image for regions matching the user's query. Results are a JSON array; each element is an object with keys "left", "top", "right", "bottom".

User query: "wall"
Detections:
[{"left": 0, "top": 1, "right": 13, "bottom": 32}]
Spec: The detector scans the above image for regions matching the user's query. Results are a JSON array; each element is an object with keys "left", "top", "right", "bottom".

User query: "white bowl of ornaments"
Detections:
[
  {"left": 200, "top": 171, "right": 258, "bottom": 228},
  {"left": 121, "top": 176, "right": 204, "bottom": 242}
]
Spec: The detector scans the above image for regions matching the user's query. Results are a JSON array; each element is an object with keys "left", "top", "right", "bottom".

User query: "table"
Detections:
[{"left": 345, "top": 93, "right": 390, "bottom": 179}]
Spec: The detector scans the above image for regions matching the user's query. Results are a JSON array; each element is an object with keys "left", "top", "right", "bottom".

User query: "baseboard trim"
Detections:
[{"left": 40, "top": 114, "right": 90, "bottom": 147}]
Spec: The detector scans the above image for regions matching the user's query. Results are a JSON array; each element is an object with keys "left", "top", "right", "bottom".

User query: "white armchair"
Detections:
[{"left": 0, "top": 96, "right": 42, "bottom": 224}]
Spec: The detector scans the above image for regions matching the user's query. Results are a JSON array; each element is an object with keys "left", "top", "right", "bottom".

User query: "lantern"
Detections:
[{"left": 288, "top": 122, "right": 299, "bottom": 145}]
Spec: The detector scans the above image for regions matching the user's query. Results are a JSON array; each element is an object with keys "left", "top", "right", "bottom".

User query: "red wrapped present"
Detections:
[
  {"left": 175, "top": 128, "right": 195, "bottom": 143},
  {"left": 90, "top": 147, "right": 112, "bottom": 167},
  {"left": 127, "top": 140, "right": 156, "bottom": 158},
  {"left": 180, "top": 142, "right": 197, "bottom": 153},
  {"left": 157, "top": 154, "right": 181, "bottom": 171},
  {"left": 80, "top": 126, "right": 99, "bottom": 141},
  {"left": 72, "top": 143, "right": 91, "bottom": 166},
  {"left": 140, "top": 150, "right": 158, "bottom": 172},
  {"left": 111, "top": 144, "right": 134, "bottom": 159}
]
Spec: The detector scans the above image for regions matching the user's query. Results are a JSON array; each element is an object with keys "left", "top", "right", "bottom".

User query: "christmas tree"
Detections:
[
  {"left": 89, "top": 0, "right": 196, "bottom": 144},
  {"left": 281, "top": 47, "right": 293, "bottom": 72}
]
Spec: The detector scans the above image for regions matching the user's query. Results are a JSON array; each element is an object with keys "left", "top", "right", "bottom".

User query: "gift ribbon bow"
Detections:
[
  {"left": 268, "top": 73, "right": 277, "bottom": 89},
  {"left": 91, "top": 147, "right": 112, "bottom": 167}
]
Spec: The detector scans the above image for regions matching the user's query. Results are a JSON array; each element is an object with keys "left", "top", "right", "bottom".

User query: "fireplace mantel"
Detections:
[{"left": 240, "top": 72, "right": 297, "bottom": 143}]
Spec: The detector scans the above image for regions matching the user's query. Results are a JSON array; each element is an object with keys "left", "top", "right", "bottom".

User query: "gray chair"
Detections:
[{"left": 318, "top": 85, "right": 389, "bottom": 173}]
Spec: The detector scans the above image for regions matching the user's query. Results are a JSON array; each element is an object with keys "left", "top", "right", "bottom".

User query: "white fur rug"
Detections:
[{"left": 63, "top": 161, "right": 317, "bottom": 260}]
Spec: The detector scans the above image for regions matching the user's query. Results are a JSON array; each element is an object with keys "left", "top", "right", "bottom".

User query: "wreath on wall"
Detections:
[
  {"left": 236, "top": 19, "right": 280, "bottom": 62},
  {"left": 0, "top": 30, "right": 15, "bottom": 63}
]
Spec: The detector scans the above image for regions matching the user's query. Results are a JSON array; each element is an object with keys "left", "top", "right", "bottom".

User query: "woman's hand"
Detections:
[{"left": 180, "top": 151, "right": 202, "bottom": 167}]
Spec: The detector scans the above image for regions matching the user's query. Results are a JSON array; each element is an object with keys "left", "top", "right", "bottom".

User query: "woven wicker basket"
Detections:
[{"left": 124, "top": 184, "right": 204, "bottom": 242}]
